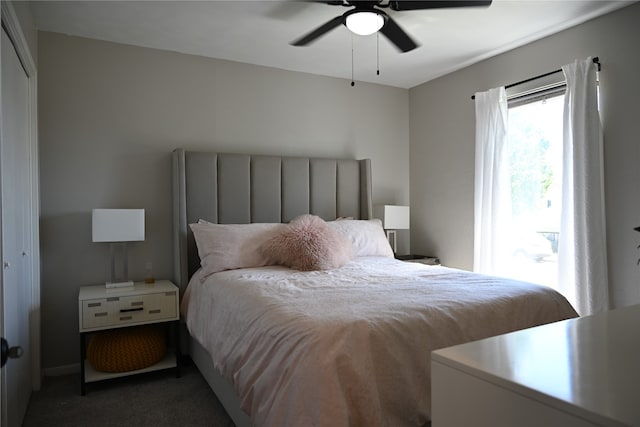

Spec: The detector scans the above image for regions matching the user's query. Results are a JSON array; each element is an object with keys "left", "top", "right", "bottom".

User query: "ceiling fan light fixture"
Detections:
[{"left": 345, "top": 11, "right": 384, "bottom": 36}]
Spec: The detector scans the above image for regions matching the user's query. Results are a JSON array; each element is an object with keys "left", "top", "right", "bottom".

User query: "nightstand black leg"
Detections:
[
  {"left": 175, "top": 320, "right": 181, "bottom": 378},
  {"left": 80, "top": 333, "right": 86, "bottom": 395}
]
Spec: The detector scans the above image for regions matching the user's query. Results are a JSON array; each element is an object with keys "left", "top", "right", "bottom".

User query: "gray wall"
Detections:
[
  {"left": 410, "top": 3, "right": 640, "bottom": 309},
  {"left": 38, "top": 32, "right": 410, "bottom": 369}
]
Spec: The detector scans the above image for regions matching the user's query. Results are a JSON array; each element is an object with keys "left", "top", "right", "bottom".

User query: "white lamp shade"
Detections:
[
  {"left": 92, "top": 209, "right": 145, "bottom": 242},
  {"left": 375, "top": 205, "right": 410, "bottom": 230},
  {"left": 345, "top": 11, "right": 385, "bottom": 36}
]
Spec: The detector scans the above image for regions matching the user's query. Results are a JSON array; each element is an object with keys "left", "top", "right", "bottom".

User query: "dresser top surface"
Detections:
[{"left": 433, "top": 303, "right": 640, "bottom": 427}]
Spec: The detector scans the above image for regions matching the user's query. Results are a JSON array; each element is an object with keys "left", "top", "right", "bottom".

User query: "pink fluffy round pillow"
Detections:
[{"left": 261, "top": 214, "right": 354, "bottom": 271}]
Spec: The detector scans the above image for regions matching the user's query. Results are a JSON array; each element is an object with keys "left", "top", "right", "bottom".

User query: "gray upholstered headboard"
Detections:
[{"left": 172, "top": 149, "right": 373, "bottom": 292}]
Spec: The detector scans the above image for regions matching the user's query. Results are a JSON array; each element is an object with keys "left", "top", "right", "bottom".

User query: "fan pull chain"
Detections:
[
  {"left": 376, "top": 31, "right": 380, "bottom": 76},
  {"left": 351, "top": 34, "right": 355, "bottom": 87}
]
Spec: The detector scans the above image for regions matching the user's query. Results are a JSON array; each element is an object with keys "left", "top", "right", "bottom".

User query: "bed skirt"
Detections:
[{"left": 189, "top": 336, "right": 252, "bottom": 427}]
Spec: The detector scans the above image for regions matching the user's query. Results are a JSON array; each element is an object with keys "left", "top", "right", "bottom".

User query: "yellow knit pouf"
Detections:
[{"left": 87, "top": 326, "right": 166, "bottom": 373}]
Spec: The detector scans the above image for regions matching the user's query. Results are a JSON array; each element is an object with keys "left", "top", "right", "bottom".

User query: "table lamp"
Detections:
[
  {"left": 92, "top": 209, "right": 145, "bottom": 288},
  {"left": 375, "top": 205, "right": 410, "bottom": 253}
]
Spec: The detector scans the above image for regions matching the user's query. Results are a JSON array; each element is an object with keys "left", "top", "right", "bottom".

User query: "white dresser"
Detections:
[{"left": 432, "top": 304, "right": 640, "bottom": 427}]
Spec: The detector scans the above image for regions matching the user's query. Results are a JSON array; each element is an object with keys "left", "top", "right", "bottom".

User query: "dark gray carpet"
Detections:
[{"left": 23, "top": 361, "right": 235, "bottom": 427}]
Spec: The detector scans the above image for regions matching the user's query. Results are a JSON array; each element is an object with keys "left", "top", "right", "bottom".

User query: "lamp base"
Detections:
[
  {"left": 386, "top": 229, "right": 397, "bottom": 253},
  {"left": 105, "top": 280, "right": 134, "bottom": 289}
]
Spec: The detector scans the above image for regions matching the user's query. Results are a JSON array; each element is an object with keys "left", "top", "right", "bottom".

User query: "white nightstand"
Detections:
[
  {"left": 78, "top": 280, "right": 180, "bottom": 395},
  {"left": 395, "top": 254, "right": 441, "bottom": 265}
]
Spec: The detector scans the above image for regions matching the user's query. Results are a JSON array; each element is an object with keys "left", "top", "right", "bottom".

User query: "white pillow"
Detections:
[
  {"left": 189, "top": 221, "right": 283, "bottom": 279},
  {"left": 328, "top": 218, "right": 394, "bottom": 258}
]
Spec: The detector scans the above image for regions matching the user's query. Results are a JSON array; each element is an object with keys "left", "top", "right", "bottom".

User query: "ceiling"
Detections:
[{"left": 31, "top": 0, "right": 633, "bottom": 89}]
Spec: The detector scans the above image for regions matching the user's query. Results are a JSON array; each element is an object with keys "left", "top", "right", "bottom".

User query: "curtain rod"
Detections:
[{"left": 470, "top": 57, "right": 600, "bottom": 100}]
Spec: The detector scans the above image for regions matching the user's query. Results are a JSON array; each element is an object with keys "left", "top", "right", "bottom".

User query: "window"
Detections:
[
  {"left": 503, "top": 92, "right": 564, "bottom": 288},
  {"left": 475, "top": 58, "right": 607, "bottom": 314}
]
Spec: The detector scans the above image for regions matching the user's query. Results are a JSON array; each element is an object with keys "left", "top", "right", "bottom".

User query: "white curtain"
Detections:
[
  {"left": 559, "top": 57, "right": 609, "bottom": 316},
  {"left": 473, "top": 87, "right": 511, "bottom": 275}
]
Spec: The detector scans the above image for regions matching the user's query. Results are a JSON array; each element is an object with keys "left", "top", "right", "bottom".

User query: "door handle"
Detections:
[{"left": 1, "top": 337, "right": 23, "bottom": 368}]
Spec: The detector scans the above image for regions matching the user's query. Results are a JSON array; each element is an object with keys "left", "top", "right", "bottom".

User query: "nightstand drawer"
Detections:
[
  {"left": 79, "top": 281, "right": 179, "bottom": 332},
  {"left": 112, "top": 295, "right": 148, "bottom": 324},
  {"left": 145, "top": 291, "right": 178, "bottom": 321},
  {"left": 82, "top": 299, "right": 113, "bottom": 329}
]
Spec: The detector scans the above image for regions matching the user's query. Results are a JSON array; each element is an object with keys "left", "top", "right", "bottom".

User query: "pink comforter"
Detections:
[{"left": 183, "top": 257, "right": 577, "bottom": 427}]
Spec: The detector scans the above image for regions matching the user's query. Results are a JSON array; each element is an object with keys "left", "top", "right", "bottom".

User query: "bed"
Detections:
[{"left": 172, "top": 149, "right": 578, "bottom": 427}]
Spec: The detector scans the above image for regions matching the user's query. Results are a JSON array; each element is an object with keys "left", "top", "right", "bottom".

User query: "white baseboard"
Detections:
[{"left": 43, "top": 363, "right": 80, "bottom": 377}]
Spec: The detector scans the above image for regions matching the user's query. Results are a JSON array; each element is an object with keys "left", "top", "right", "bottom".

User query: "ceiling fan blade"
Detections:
[
  {"left": 389, "top": 0, "right": 492, "bottom": 11},
  {"left": 379, "top": 15, "right": 418, "bottom": 52},
  {"left": 291, "top": 15, "right": 344, "bottom": 46}
]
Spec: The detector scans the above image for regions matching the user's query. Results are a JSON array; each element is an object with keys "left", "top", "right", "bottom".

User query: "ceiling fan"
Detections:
[{"left": 291, "top": 0, "right": 492, "bottom": 53}]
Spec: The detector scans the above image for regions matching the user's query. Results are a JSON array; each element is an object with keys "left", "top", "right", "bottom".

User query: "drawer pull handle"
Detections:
[
  {"left": 149, "top": 309, "right": 161, "bottom": 314},
  {"left": 107, "top": 297, "right": 120, "bottom": 302},
  {"left": 131, "top": 301, "right": 144, "bottom": 306},
  {"left": 120, "top": 307, "right": 143, "bottom": 313},
  {"left": 87, "top": 303, "right": 101, "bottom": 308},
  {"left": 120, "top": 316, "right": 132, "bottom": 321},
  {"left": 94, "top": 312, "right": 108, "bottom": 317},
  {"left": 165, "top": 292, "right": 175, "bottom": 297}
]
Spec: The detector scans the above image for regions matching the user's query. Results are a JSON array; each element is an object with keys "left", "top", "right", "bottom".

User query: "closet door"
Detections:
[{"left": 1, "top": 26, "right": 32, "bottom": 427}]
